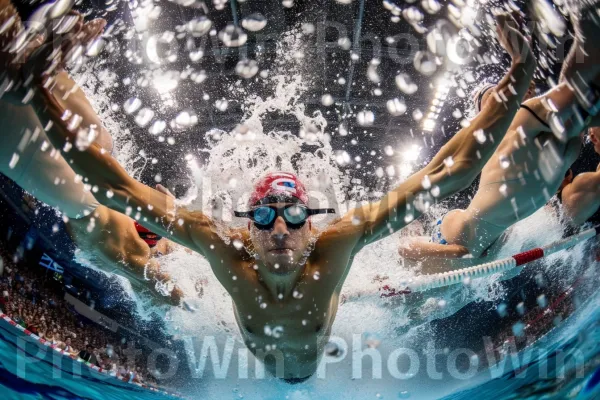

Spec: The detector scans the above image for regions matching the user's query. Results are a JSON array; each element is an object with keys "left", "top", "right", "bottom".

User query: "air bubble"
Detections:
[
  {"left": 386, "top": 98, "right": 407, "bottom": 116},
  {"left": 123, "top": 97, "right": 142, "bottom": 114},
  {"left": 357, "top": 110, "right": 375, "bottom": 126},
  {"left": 135, "top": 108, "right": 155, "bottom": 127},
  {"left": 321, "top": 94, "right": 334, "bottom": 106},
  {"left": 234, "top": 59, "right": 261, "bottom": 80},
  {"left": 241, "top": 13, "right": 267, "bottom": 32},
  {"left": 395, "top": 74, "right": 418, "bottom": 94},
  {"left": 187, "top": 16, "right": 212, "bottom": 37},
  {"left": 219, "top": 25, "right": 248, "bottom": 47}
]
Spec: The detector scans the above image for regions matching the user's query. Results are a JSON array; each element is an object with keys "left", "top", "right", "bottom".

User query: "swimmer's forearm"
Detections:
[{"left": 30, "top": 84, "right": 212, "bottom": 253}]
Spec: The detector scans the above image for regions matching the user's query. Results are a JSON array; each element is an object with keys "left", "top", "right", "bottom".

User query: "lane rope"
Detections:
[{"left": 346, "top": 226, "right": 600, "bottom": 301}]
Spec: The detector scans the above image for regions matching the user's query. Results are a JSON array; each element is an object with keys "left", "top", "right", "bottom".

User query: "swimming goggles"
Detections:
[{"left": 234, "top": 205, "right": 335, "bottom": 230}]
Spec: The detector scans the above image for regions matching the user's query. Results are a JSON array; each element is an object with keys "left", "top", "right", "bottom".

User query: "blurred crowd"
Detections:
[{"left": 0, "top": 246, "right": 159, "bottom": 387}]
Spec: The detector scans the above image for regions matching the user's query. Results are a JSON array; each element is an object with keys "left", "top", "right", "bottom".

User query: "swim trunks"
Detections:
[{"left": 430, "top": 215, "right": 448, "bottom": 245}]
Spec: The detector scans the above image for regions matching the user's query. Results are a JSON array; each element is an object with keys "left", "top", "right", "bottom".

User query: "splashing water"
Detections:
[{"left": 45, "top": 0, "right": 600, "bottom": 398}]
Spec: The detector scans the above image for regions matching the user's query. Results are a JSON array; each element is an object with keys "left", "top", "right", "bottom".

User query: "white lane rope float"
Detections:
[{"left": 347, "top": 226, "right": 600, "bottom": 301}]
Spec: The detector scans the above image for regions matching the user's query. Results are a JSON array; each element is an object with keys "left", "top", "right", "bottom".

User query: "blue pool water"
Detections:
[{"left": 1, "top": 256, "right": 599, "bottom": 400}]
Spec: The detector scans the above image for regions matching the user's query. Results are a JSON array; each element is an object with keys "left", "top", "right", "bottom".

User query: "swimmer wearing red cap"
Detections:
[
  {"left": 10, "top": 9, "right": 551, "bottom": 382},
  {"left": 0, "top": 3, "right": 182, "bottom": 304}
]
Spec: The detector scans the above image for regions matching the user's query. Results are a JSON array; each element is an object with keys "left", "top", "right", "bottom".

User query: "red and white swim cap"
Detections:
[{"left": 248, "top": 172, "right": 309, "bottom": 206}]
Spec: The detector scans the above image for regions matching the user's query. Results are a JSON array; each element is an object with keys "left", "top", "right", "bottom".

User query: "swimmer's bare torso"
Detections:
[{"left": 204, "top": 221, "right": 363, "bottom": 379}]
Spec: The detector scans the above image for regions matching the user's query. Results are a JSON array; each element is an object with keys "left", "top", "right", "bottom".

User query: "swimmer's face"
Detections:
[
  {"left": 589, "top": 127, "right": 600, "bottom": 154},
  {"left": 249, "top": 202, "right": 313, "bottom": 274}
]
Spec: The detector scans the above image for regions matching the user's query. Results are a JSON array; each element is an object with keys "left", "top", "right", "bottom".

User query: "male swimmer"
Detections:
[
  {"left": 1, "top": 3, "right": 536, "bottom": 381},
  {"left": 401, "top": 7, "right": 600, "bottom": 263},
  {"left": 0, "top": 8, "right": 182, "bottom": 304}
]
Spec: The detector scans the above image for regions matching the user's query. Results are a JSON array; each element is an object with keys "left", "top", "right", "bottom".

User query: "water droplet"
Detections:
[
  {"left": 357, "top": 110, "right": 375, "bottom": 126},
  {"left": 430, "top": 185, "right": 440, "bottom": 197},
  {"left": 8, "top": 153, "right": 19, "bottom": 169},
  {"left": 134, "top": 108, "right": 154, "bottom": 127},
  {"left": 123, "top": 97, "right": 142, "bottom": 114},
  {"left": 321, "top": 94, "right": 334, "bottom": 106},
  {"left": 187, "top": 16, "right": 212, "bottom": 37},
  {"left": 499, "top": 184, "right": 508, "bottom": 197},
  {"left": 452, "top": 109, "right": 462, "bottom": 119},
  {"left": 413, "top": 51, "right": 437, "bottom": 76},
  {"left": 421, "top": 175, "right": 431, "bottom": 189},
  {"left": 293, "top": 290, "right": 303, "bottom": 299},
  {"left": 215, "top": 99, "right": 229, "bottom": 111},
  {"left": 335, "top": 0, "right": 353, "bottom": 4},
  {"left": 282, "top": 0, "right": 294, "bottom": 7},
  {"left": 499, "top": 155, "right": 510, "bottom": 169},
  {"left": 443, "top": 156, "right": 454, "bottom": 168},
  {"left": 516, "top": 302, "right": 526, "bottom": 315},
  {"left": 235, "top": 59, "right": 259, "bottom": 79},
  {"left": 337, "top": 37, "right": 351, "bottom": 50},
  {"left": 49, "top": 0, "right": 75, "bottom": 19},
  {"left": 496, "top": 303, "right": 508, "bottom": 317},
  {"left": 302, "top": 319, "right": 308, "bottom": 326},
  {"left": 334, "top": 150, "right": 351, "bottom": 165},
  {"left": 421, "top": 0, "right": 441, "bottom": 14},
  {"left": 85, "top": 38, "right": 106, "bottom": 57},
  {"left": 512, "top": 321, "right": 525, "bottom": 337},
  {"left": 384, "top": 145, "right": 394, "bottom": 156},
  {"left": 412, "top": 109, "right": 423, "bottom": 121},
  {"left": 473, "top": 129, "right": 486, "bottom": 144},
  {"left": 241, "top": 13, "right": 267, "bottom": 32},
  {"left": 395, "top": 74, "right": 418, "bottom": 94},
  {"left": 313, "top": 271, "right": 320, "bottom": 280},
  {"left": 537, "top": 294, "right": 547, "bottom": 308},
  {"left": 398, "top": 391, "right": 411, "bottom": 399},
  {"left": 386, "top": 98, "right": 407, "bottom": 116},
  {"left": 75, "top": 125, "right": 98, "bottom": 151},
  {"left": 172, "top": 110, "right": 198, "bottom": 130},
  {"left": 233, "top": 239, "right": 243, "bottom": 250},
  {"left": 260, "top": 302, "right": 267, "bottom": 309},
  {"left": 367, "top": 60, "right": 381, "bottom": 83},
  {"left": 149, "top": 120, "right": 166, "bottom": 135},
  {"left": 219, "top": 24, "right": 247, "bottom": 47}
]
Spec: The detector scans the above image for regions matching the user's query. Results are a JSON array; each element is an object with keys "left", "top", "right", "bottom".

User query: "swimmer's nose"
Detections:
[{"left": 271, "top": 216, "right": 289, "bottom": 241}]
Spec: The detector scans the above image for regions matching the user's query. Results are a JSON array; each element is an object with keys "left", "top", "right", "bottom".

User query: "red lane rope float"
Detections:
[{"left": 363, "top": 226, "right": 600, "bottom": 300}]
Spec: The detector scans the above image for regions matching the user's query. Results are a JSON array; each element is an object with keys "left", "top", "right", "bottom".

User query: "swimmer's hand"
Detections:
[
  {"left": 145, "top": 259, "right": 184, "bottom": 306},
  {"left": 0, "top": 2, "right": 105, "bottom": 101},
  {"left": 495, "top": 12, "right": 532, "bottom": 64}
]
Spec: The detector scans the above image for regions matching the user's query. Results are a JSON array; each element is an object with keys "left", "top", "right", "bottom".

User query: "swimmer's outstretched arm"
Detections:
[
  {"left": 321, "top": 13, "right": 536, "bottom": 253},
  {"left": 29, "top": 87, "right": 218, "bottom": 257}
]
